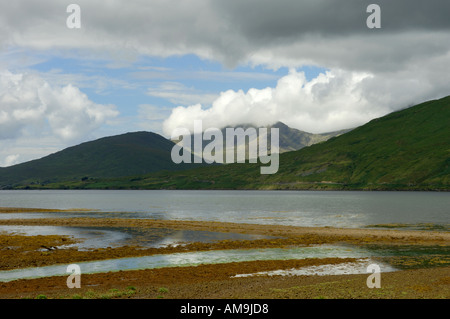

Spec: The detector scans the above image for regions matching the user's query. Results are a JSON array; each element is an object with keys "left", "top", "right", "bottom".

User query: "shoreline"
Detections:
[
  {"left": 0, "top": 216, "right": 448, "bottom": 242},
  {"left": 0, "top": 209, "right": 448, "bottom": 299}
]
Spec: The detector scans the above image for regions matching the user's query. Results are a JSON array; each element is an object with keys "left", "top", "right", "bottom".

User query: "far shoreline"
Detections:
[{"left": 1, "top": 187, "right": 449, "bottom": 192}]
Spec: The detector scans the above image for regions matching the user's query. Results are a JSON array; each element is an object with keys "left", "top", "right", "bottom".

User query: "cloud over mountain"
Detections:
[{"left": 163, "top": 66, "right": 447, "bottom": 134}]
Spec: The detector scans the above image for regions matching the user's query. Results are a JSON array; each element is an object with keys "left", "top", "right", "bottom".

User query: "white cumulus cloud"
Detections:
[
  {"left": 163, "top": 69, "right": 377, "bottom": 134},
  {"left": 162, "top": 67, "right": 448, "bottom": 135},
  {"left": 0, "top": 70, "right": 119, "bottom": 142}
]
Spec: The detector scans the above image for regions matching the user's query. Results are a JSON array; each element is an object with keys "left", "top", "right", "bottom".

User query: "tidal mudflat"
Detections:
[{"left": 0, "top": 207, "right": 448, "bottom": 299}]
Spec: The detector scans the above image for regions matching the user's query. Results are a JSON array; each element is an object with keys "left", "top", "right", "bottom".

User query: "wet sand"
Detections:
[{"left": 0, "top": 208, "right": 448, "bottom": 299}]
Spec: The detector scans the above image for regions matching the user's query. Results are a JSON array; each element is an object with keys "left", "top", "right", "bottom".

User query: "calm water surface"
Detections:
[{"left": 0, "top": 190, "right": 448, "bottom": 228}]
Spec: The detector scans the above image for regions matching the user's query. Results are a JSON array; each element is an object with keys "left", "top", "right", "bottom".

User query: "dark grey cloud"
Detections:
[
  {"left": 215, "top": 0, "right": 450, "bottom": 39},
  {"left": 1, "top": 0, "right": 449, "bottom": 71},
  {"left": 209, "top": 0, "right": 450, "bottom": 71}
]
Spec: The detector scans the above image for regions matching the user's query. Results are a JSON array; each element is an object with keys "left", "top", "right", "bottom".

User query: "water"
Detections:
[
  {"left": 0, "top": 190, "right": 448, "bottom": 228},
  {"left": 0, "top": 245, "right": 395, "bottom": 282},
  {"left": 0, "top": 243, "right": 445, "bottom": 282},
  {"left": 0, "top": 190, "right": 448, "bottom": 281},
  {"left": 0, "top": 225, "right": 271, "bottom": 250}
]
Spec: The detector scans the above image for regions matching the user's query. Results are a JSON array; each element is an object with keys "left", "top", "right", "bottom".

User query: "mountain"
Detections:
[
  {"left": 53, "top": 95, "right": 449, "bottom": 191},
  {"left": 1, "top": 121, "right": 345, "bottom": 189},
  {"left": 264, "top": 95, "right": 450, "bottom": 190},
  {"left": 177, "top": 121, "right": 350, "bottom": 162},
  {"left": 271, "top": 121, "right": 351, "bottom": 153},
  {"left": 0, "top": 131, "right": 203, "bottom": 188}
]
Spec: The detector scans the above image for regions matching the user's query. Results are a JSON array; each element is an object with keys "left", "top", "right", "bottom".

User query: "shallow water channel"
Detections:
[
  {"left": 0, "top": 224, "right": 448, "bottom": 282},
  {"left": 0, "top": 245, "right": 396, "bottom": 282},
  {"left": 0, "top": 225, "right": 271, "bottom": 250}
]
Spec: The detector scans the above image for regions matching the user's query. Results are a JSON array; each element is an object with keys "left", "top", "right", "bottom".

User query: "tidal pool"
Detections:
[{"left": 0, "top": 225, "right": 272, "bottom": 250}]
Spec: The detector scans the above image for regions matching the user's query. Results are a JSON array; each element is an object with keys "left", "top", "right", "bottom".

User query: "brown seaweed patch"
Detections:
[
  {"left": 0, "top": 207, "right": 94, "bottom": 213},
  {"left": 366, "top": 223, "right": 449, "bottom": 232},
  {"left": 377, "top": 255, "right": 450, "bottom": 270}
]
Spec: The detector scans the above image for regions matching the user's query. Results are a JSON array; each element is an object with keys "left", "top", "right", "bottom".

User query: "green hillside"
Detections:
[
  {"left": 267, "top": 95, "right": 450, "bottom": 190},
  {"left": 0, "top": 131, "right": 203, "bottom": 188},
  {"left": 7, "top": 95, "right": 450, "bottom": 191}
]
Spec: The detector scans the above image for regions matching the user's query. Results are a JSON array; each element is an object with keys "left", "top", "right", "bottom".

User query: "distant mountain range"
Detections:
[
  {"left": 268, "top": 122, "right": 351, "bottom": 153},
  {"left": 0, "top": 122, "right": 345, "bottom": 188},
  {"left": 176, "top": 121, "right": 350, "bottom": 163},
  {"left": 26, "top": 95, "right": 448, "bottom": 191}
]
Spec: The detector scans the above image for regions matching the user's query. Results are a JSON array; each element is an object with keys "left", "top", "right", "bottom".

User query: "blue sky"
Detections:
[
  {"left": 29, "top": 54, "right": 325, "bottom": 116},
  {"left": 18, "top": 51, "right": 328, "bottom": 140}
]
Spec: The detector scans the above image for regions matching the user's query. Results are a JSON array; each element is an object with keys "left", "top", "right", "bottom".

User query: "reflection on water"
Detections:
[{"left": 0, "top": 225, "right": 272, "bottom": 250}]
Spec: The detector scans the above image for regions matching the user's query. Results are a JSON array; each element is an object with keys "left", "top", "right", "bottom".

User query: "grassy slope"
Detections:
[
  {"left": 0, "top": 131, "right": 203, "bottom": 187},
  {"left": 13, "top": 96, "right": 450, "bottom": 190},
  {"left": 270, "top": 96, "right": 450, "bottom": 188}
]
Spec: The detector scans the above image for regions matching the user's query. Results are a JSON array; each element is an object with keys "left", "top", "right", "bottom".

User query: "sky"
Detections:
[{"left": 1, "top": 0, "right": 450, "bottom": 166}]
